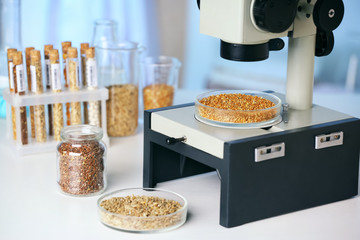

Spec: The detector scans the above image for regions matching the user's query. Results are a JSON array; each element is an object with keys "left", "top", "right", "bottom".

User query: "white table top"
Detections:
[{"left": 0, "top": 90, "right": 360, "bottom": 240}]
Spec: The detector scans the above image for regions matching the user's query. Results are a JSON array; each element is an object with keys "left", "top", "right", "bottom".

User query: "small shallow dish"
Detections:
[
  {"left": 97, "top": 188, "right": 187, "bottom": 233},
  {"left": 195, "top": 90, "right": 282, "bottom": 129}
]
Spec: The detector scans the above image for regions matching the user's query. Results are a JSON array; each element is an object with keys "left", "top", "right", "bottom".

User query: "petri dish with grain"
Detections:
[
  {"left": 97, "top": 188, "right": 187, "bottom": 233},
  {"left": 195, "top": 90, "right": 282, "bottom": 129}
]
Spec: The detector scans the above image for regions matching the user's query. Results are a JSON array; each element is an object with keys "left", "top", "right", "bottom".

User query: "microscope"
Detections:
[
  {"left": 199, "top": 0, "right": 343, "bottom": 110},
  {"left": 143, "top": 0, "right": 360, "bottom": 228}
]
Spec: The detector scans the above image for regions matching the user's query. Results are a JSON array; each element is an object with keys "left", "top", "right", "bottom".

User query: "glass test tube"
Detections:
[
  {"left": 86, "top": 47, "right": 101, "bottom": 127},
  {"left": 49, "top": 49, "right": 64, "bottom": 141},
  {"left": 80, "top": 43, "right": 89, "bottom": 124},
  {"left": 13, "top": 51, "right": 28, "bottom": 145},
  {"left": 61, "top": 41, "right": 72, "bottom": 126},
  {"left": 30, "top": 50, "right": 46, "bottom": 142},
  {"left": 7, "top": 48, "right": 17, "bottom": 140},
  {"left": 67, "top": 47, "right": 81, "bottom": 125},
  {"left": 44, "top": 44, "right": 54, "bottom": 136},
  {"left": 25, "top": 47, "right": 35, "bottom": 139}
]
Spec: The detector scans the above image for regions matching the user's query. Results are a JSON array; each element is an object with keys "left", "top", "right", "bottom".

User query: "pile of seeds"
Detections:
[
  {"left": 99, "top": 195, "right": 184, "bottom": 231},
  {"left": 106, "top": 84, "right": 138, "bottom": 136},
  {"left": 199, "top": 93, "right": 275, "bottom": 111},
  {"left": 143, "top": 83, "right": 174, "bottom": 110},
  {"left": 197, "top": 93, "right": 277, "bottom": 123}
]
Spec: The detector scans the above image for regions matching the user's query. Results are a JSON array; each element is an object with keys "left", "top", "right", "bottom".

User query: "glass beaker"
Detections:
[
  {"left": 96, "top": 42, "right": 145, "bottom": 137},
  {"left": 140, "top": 56, "right": 181, "bottom": 110}
]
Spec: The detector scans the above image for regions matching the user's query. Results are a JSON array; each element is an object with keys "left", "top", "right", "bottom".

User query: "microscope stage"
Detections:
[{"left": 151, "top": 94, "right": 352, "bottom": 159}]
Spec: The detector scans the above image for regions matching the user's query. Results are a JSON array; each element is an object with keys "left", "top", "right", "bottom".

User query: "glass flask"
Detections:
[{"left": 96, "top": 41, "right": 144, "bottom": 137}]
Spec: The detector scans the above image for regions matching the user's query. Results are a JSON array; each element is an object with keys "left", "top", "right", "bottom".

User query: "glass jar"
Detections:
[
  {"left": 57, "top": 125, "right": 107, "bottom": 196},
  {"left": 96, "top": 41, "right": 144, "bottom": 137}
]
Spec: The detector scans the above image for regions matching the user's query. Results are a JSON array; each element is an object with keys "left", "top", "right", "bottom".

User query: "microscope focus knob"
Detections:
[
  {"left": 315, "top": 30, "right": 334, "bottom": 57},
  {"left": 313, "top": 0, "right": 344, "bottom": 32},
  {"left": 253, "top": 0, "right": 297, "bottom": 33}
]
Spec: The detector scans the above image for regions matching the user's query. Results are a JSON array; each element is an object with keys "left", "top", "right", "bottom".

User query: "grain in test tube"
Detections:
[
  {"left": 80, "top": 43, "right": 90, "bottom": 124},
  {"left": 67, "top": 47, "right": 82, "bottom": 125},
  {"left": 25, "top": 47, "right": 36, "bottom": 139},
  {"left": 86, "top": 47, "right": 101, "bottom": 126},
  {"left": 49, "top": 49, "right": 64, "bottom": 141},
  {"left": 13, "top": 51, "right": 28, "bottom": 145},
  {"left": 7, "top": 48, "right": 17, "bottom": 93},
  {"left": 61, "top": 41, "right": 72, "bottom": 126},
  {"left": 44, "top": 44, "right": 54, "bottom": 136},
  {"left": 30, "top": 50, "right": 47, "bottom": 142},
  {"left": 7, "top": 48, "right": 17, "bottom": 140}
]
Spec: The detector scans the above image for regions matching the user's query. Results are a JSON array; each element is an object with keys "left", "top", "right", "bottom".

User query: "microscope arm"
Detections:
[
  {"left": 286, "top": 35, "right": 316, "bottom": 110},
  {"left": 286, "top": 0, "right": 344, "bottom": 110}
]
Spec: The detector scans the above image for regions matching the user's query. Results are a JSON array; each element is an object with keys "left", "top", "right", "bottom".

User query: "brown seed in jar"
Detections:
[{"left": 58, "top": 140, "right": 105, "bottom": 195}]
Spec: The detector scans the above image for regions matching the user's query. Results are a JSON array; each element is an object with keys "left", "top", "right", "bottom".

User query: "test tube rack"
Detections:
[{"left": 3, "top": 88, "right": 109, "bottom": 156}]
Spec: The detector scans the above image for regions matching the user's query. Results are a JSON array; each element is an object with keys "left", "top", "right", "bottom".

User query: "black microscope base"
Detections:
[{"left": 143, "top": 104, "right": 360, "bottom": 228}]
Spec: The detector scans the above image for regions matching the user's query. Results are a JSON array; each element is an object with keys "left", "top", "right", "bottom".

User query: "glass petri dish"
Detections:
[
  {"left": 195, "top": 90, "right": 282, "bottom": 129},
  {"left": 97, "top": 188, "right": 187, "bottom": 233}
]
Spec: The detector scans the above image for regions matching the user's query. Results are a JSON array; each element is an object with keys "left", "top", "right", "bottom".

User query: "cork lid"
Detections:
[
  {"left": 30, "top": 50, "right": 41, "bottom": 62},
  {"left": 13, "top": 51, "right": 23, "bottom": 65},
  {"left": 85, "top": 47, "right": 95, "bottom": 58},
  {"left": 44, "top": 44, "right": 53, "bottom": 55},
  {"left": 49, "top": 49, "right": 59, "bottom": 61},
  {"left": 61, "top": 41, "right": 72, "bottom": 53},
  {"left": 67, "top": 47, "right": 78, "bottom": 58},
  {"left": 80, "top": 43, "right": 90, "bottom": 54},
  {"left": 7, "top": 48, "right": 17, "bottom": 59},
  {"left": 25, "top": 47, "right": 35, "bottom": 59}
]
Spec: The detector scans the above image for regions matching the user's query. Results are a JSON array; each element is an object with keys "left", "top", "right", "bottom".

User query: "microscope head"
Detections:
[{"left": 199, "top": 0, "right": 344, "bottom": 61}]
